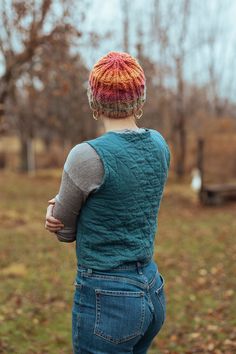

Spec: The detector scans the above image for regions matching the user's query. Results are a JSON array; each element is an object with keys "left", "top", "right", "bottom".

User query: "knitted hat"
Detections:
[{"left": 87, "top": 51, "right": 146, "bottom": 119}]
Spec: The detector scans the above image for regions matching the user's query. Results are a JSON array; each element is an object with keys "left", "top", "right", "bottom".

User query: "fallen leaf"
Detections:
[{"left": 1, "top": 263, "right": 27, "bottom": 277}]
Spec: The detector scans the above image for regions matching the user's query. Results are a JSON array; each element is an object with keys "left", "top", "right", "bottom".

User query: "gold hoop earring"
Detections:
[
  {"left": 134, "top": 108, "right": 143, "bottom": 120},
  {"left": 93, "top": 110, "right": 99, "bottom": 120}
]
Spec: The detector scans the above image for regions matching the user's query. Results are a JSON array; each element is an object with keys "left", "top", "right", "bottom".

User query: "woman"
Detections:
[{"left": 45, "top": 51, "right": 171, "bottom": 354}]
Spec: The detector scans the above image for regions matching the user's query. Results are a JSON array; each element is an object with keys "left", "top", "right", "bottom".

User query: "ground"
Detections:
[{"left": 0, "top": 170, "right": 235, "bottom": 354}]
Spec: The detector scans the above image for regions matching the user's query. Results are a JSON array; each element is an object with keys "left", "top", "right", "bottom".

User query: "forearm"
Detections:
[
  {"left": 53, "top": 193, "right": 77, "bottom": 243},
  {"left": 51, "top": 142, "right": 104, "bottom": 243},
  {"left": 56, "top": 231, "right": 76, "bottom": 243},
  {"left": 52, "top": 168, "right": 89, "bottom": 242}
]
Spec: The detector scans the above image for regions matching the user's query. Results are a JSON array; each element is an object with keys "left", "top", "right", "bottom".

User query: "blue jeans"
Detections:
[{"left": 72, "top": 259, "right": 166, "bottom": 354}]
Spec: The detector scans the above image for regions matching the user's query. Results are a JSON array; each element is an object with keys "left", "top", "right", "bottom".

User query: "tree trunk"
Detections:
[
  {"left": 19, "top": 136, "right": 35, "bottom": 174},
  {"left": 27, "top": 137, "right": 36, "bottom": 176},
  {"left": 176, "top": 121, "right": 186, "bottom": 178},
  {"left": 20, "top": 137, "right": 28, "bottom": 172},
  {"left": 174, "top": 58, "right": 186, "bottom": 179}
]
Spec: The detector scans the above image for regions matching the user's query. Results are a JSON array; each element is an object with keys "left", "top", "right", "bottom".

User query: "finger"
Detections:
[
  {"left": 45, "top": 224, "right": 64, "bottom": 231},
  {"left": 48, "top": 199, "right": 56, "bottom": 204},
  {"left": 46, "top": 205, "right": 54, "bottom": 219},
  {"left": 45, "top": 205, "right": 64, "bottom": 226},
  {"left": 46, "top": 205, "right": 63, "bottom": 225},
  {"left": 46, "top": 216, "right": 64, "bottom": 225},
  {"left": 45, "top": 220, "right": 64, "bottom": 228},
  {"left": 46, "top": 207, "right": 60, "bottom": 224},
  {"left": 46, "top": 215, "right": 62, "bottom": 224}
]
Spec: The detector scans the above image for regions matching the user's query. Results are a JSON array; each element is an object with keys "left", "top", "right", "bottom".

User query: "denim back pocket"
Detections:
[
  {"left": 94, "top": 289, "right": 145, "bottom": 344},
  {"left": 155, "top": 273, "right": 166, "bottom": 324}
]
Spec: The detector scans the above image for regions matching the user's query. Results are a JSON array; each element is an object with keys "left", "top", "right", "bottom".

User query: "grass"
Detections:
[{"left": 0, "top": 170, "right": 235, "bottom": 353}]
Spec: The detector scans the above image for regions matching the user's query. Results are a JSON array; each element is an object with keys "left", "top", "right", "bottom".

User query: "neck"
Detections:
[{"left": 101, "top": 114, "right": 139, "bottom": 133}]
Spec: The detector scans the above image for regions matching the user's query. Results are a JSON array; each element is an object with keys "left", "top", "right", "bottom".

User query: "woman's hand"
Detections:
[{"left": 45, "top": 198, "right": 64, "bottom": 233}]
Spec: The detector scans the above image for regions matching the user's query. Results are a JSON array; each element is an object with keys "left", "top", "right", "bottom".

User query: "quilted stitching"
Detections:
[{"left": 76, "top": 129, "right": 170, "bottom": 270}]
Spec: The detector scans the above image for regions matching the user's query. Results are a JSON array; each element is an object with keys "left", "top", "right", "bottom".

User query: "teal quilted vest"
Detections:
[{"left": 76, "top": 128, "right": 170, "bottom": 270}]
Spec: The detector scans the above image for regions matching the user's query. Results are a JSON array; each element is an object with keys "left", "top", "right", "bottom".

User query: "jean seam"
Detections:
[
  {"left": 155, "top": 273, "right": 165, "bottom": 294},
  {"left": 72, "top": 310, "right": 81, "bottom": 353},
  {"left": 153, "top": 273, "right": 166, "bottom": 325},
  {"left": 81, "top": 272, "right": 147, "bottom": 289},
  {"left": 148, "top": 270, "right": 159, "bottom": 290},
  {"left": 95, "top": 289, "right": 144, "bottom": 296},
  {"left": 156, "top": 291, "right": 165, "bottom": 325}
]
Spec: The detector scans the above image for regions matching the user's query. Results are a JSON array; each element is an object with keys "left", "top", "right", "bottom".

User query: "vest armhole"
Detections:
[
  {"left": 150, "top": 129, "right": 171, "bottom": 175},
  {"left": 85, "top": 141, "right": 108, "bottom": 194},
  {"left": 150, "top": 128, "right": 167, "bottom": 146}
]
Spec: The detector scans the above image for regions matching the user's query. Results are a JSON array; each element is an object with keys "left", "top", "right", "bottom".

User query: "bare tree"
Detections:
[
  {"left": 0, "top": 0, "right": 79, "bottom": 131},
  {"left": 149, "top": 0, "right": 192, "bottom": 178},
  {"left": 121, "top": 0, "right": 129, "bottom": 52},
  {"left": 0, "top": 0, "right": 81, "bottom": 172}
]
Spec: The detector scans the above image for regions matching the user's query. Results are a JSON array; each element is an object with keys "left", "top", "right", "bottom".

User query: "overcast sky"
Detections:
[{"left": 77, "top": 0, "right": 236, "bottom": 100}]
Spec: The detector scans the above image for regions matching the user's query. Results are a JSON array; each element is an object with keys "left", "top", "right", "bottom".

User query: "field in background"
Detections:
[
  {"left": 1, "top": 126, "right": 236, "bottom": 183},
  {"left": 0, "top": 170, "right": 236, "bottom": 354}
]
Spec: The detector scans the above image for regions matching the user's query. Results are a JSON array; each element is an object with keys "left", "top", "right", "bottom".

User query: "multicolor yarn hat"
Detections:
[{"left": 87, "top": 51, "right": 146, "bottom": 119}]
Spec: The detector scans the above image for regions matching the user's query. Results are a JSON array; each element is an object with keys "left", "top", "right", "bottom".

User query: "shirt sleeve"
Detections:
[{"left": 52, "top": 142, "right": 104, "bottom": 243}]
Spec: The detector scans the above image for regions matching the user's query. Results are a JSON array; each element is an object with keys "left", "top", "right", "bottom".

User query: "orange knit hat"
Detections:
[{"left": 87, "top": 51, "right": 146, "bottom": 119}]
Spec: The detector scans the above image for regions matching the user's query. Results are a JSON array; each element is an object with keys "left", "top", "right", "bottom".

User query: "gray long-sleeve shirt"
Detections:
[{"left": 52, "top": 128, "right": 146, "bottom": 242}]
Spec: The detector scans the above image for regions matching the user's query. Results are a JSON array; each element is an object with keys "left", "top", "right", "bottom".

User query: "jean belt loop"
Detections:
[
  {"left": 136, "top": 261, "right": 143, "bottom": 275},
  {"left": 87, "top": 268, "right": 93, "bottom": 274}
]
